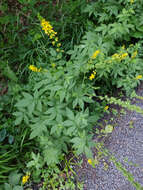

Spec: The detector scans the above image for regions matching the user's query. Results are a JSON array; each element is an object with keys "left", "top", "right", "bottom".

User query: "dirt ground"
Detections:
[{"left": 76, "top": 84, "right": 143, "bottom": 190}]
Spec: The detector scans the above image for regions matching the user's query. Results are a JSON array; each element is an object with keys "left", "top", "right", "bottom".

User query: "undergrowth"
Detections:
[{"left": 1, "top": 0, "right": 143, "bottom": 189}]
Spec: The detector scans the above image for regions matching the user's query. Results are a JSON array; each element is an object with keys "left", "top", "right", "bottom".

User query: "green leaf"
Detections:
[
  {"left": 4, "top": 183, "right": 12, "bottom": 190},
  {"left": 30, "top": 123, "right": 47, "bottom": 139},
  {"left": 37, "top": 100, "right": 42, "bottom": 112},
  {"left": 66, "top": 108, "right": 74, "bottom": 120},
  {"left": 63, "top": 120, "right": 74, "bottom": 126},
  {"left": 13, "top": 186, "right": 23, "bottom": 190},
  {"left": 28, "top": 102, "right": 35, "bottom": 115},
  {"left": 14, "top": 115, "right": 23, "bottom": 125},
  {"left": 8, "top": 135, "right": 14, "bottom": 144},
  {"left": 85, "top": 146, "right": 93, "bottom": 159},
  {"left": 71, "top": 137, "right": 86, "bottom": 154},
  {"left": 0, "top": 129, "right": 6, "bottom": 142},
  {"left": 15, "top": 99, "right": 30, "bottom": 107},
  {"left": 43, "top": 148, "right": 59, "bottom": 165},
  {"left": 66, "top": 126, "right": 76, "bottom": 136},
  {"left": 8, "top": 171, "right": 22, "bottom": 185}
]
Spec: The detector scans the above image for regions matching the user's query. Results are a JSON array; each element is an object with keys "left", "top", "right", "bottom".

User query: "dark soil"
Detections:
[{"left": 76, "top": 84, "right": 143, "bottom": 190}]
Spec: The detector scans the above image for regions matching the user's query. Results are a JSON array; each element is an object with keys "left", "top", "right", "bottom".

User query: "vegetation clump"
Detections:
[{"left": 0, "top": 0, "right": 143, "bottom": 189}]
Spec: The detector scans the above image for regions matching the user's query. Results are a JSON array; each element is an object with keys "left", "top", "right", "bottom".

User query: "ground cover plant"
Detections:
[{"left": 1, "top": 0, "right": 143, "bottom": 189}]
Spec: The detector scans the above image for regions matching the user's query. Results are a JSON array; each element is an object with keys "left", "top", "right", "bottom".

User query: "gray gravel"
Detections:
[{"left": 77, "top": 84, "right": 143, "bottom": 190}]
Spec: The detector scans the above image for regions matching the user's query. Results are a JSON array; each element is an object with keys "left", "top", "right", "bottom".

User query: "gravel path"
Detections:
[{"left": 77, "top": 85, "right": 143, "bottom": 190}]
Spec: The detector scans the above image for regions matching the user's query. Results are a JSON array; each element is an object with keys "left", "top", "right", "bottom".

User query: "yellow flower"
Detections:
[
  {"left": 88, "top": 159, "right": 92, "bottom": 165},
  {"left": 91, "top": 50, "right": 100, "bottom": 59},
  {"left": 89, "top": 74, "right": 95, "bottom": 80},
  {"left": 121, "top": 53, "right": 128, "bottom": 59},
  {"left": 57, "top": 43, "right": 61, "bottom": 47},
  {"left": 104, "top": 106, "right": 109, "bottom": 110},
  {"left": 22, "top": 175, "right": 30, "bottom": 185},
  {"left": 56, "top": 48, "right": 60, "bottom": 52},
  {"left": 55, "top": 37, "right": 58, "bottom": 42},
  {"left": 136, "top": 75, "right": 142, "bottom": 80},
  {"left": 130, "top": 0, "right": 134, "bottom": 4},
  {"left": 50, "top": 34, "right": 54, "bottom": 39},
  {"left": 52, "top": 41, "right": 55, "bottom": 46},
  {"left": 51, "top": 63, "right": 56, "bottom": 68},
  {"left": 131, "top": 51, "right": 137, "bottom": 59},
  {"left": 89, "top": 70, "right": 96, "bottom": 80},
  {"left": 29, "top": 65, "right": 41, "bottom": 72}
]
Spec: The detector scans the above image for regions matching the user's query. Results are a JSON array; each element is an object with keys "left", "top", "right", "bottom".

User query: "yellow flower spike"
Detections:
[
  {"left": 131, "top": 51, "right": 137, "bottom": 59},
  {"left": 104, "top": 106, "right": 109, "bottom": 111},
  {"left": 88, "top": 159, "right": 92, "bottom": 165},
  {"left": 135, "top": 75, "right": 142, "bottom": 80},
  {"left": 91, "top": 50, "right": 100, "bottom": 59},
  {"left": 40, "top": 18, "right": 58, "bottom": 42}
]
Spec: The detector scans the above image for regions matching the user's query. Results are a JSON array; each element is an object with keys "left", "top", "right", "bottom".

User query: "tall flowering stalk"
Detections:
[{"left": 39, "top": 15, "right": 62, "bottom": 51}]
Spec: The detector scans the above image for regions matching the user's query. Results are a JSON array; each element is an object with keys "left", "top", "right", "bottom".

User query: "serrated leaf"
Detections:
[
  {"left": 22, "top": 92, "right": 33, "bottom": 100},
  {"left": 66, "top": 126, "right": 76, "bottom": 136},
  {"left": 37, "top": 100, "right": 42, "bottom": 112},
  {"left": 28, "top": 101, "right": 35, "bottom": 115},
  {"left": 30, "top": 123, "right": 47, "bottom": 139},
  {"left": 66, "top": 108, "right": 74, "bottom": 120},
  {"left": 43, "top": 148, "right": 59, "bottom": 165},
  {"left": 63, "top": 120, "right": 74, "bottom": 126},
  {"left": 8, "top": 171, "right": 22, "bottom": 185},
  {"left": 15, "top": 99, "right": 30, "bottom": 107},
  {"left": 85, "top": 146, "right": 93, "bottom": 159},
  {"left": 13, "top": 186, "right": 23, "bottom": 190},
  {"left": 15, "top": 115, "right": 23, "bottom": 125},
  {"left": 4, "top": 183, "right": 12, "bottom": 190}
]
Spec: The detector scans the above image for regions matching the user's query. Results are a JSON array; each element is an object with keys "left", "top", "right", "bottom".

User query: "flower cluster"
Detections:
[
  {"left": 91, "top": 50, "right": 100, "bottom": 59},
  {"left": 22, "top": 175, "right": 30, "bottom": 185},
  {"left": 29, "top": 65, "right": 41, "bottom": 72},
  {"left": 89, "top": 71, "right": 96, "bottom": 80},
  {"left": 41, "top": 19, "right": 57, "bottom": 38},
  {"left": 40, "top": 18, "right": 62, "bottom": 52},
  {"left": 121, "top": 52, "right": 128, "bottom": 59},
  {"left": 112, "top": 52, "right": 128, "bottom": 61}
]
